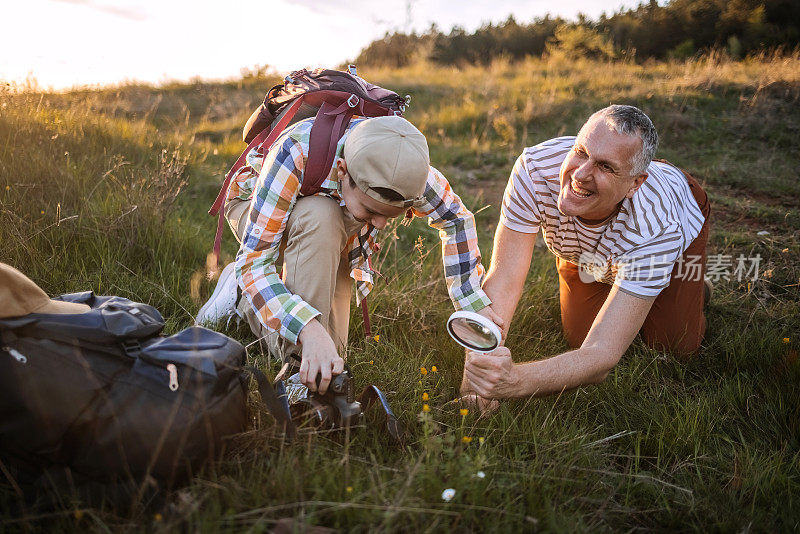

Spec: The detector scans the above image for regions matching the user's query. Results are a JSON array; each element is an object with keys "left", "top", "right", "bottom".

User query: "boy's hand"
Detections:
[{"left": 297, "top": 319, "right": 344, "bottom": 395}]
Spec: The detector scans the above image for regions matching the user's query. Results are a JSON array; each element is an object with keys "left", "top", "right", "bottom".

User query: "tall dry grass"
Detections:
[{"left": 1, "top": 54, "right": 799, "bottom": 531}]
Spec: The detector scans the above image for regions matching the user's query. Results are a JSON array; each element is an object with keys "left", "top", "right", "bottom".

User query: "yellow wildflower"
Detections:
[
  {"left": 462, "top": 436, "right": 473, "bottom": 443},
  {"left": 431, "top": 365, "right": 438, "bottom": 373},
  {"left": 420, "top": 367, "right": 428, "bottom": 376},
  {"left": 422, "top": 404, "right": 430, "bottom": 412},
  {"left": 784, "top": 338, "right": 791, "bottom": 344},
  {"left": 369, "top": 360, "right": 374, "bottom": 365},
  {"left": 4, "top": 185, "right": 9, "bottom": 191},
  {"left": 154, "top": 513, "right": 163, "bottom": 522},
  {"left": 346, "top": 486, "right": 353, "bottom": 493},
  {"left": 422, "top": 392, "right": 429, "bottom": 401},
  {"left": 40, "top": 210, "right": 45, "bottom": 215},
  {"left": 460, "top": 408, "right": 469, "bottom": 416},
  {"left": 373, "top": 334, "right": 380, "bottom": 342}
]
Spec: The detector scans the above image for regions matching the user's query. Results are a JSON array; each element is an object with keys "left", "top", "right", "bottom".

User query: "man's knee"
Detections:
[
  {"left": 640, "top": 321, "right": 704, "bottom": 359},
  {"left": 641, "top": 273, "right": 707, "bottom": 359},
  {"left": 562, "top": 322, "right": 590, "bottom": 350}
]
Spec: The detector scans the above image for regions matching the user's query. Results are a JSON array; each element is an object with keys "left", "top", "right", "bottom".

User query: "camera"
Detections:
[{"left": 289, "top": 369, "right": 363, "bottom": 429}]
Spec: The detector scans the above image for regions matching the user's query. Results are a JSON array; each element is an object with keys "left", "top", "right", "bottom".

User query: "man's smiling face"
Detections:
[{"left": 557, "top": 117, "right": 648, "bottom": 224}]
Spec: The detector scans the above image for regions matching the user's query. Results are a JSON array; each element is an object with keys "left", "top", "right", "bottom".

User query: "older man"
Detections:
[{"left": 463, "top": 105, "right": 710, "bottom": 402}]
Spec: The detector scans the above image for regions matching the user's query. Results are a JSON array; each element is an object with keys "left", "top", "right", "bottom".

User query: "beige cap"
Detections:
[
  {"left": 0, "top": 263, "right": 90, "bottom": 318},
  {"left": 343, "top": 116, "right": 430, "bottom": 208}
]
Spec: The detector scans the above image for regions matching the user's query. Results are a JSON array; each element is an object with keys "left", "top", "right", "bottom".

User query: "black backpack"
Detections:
[{"left": 0, "top": 292, "right": 290, "bottom": 502}]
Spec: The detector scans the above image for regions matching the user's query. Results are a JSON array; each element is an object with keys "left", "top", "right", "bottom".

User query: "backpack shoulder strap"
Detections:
[
  {"left": 207, "top": 96, "right": 307, "bottom": 270},
  {"left": 210, "top": 95, "right": 307, "bottom": 218},
  {"left": 302, "top": 98, "right": 359, "bottom": 196}
]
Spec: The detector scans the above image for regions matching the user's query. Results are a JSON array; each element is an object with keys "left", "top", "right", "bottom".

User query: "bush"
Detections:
[{"left": 546, "top": 24, "right": 617, "bottom": 60}]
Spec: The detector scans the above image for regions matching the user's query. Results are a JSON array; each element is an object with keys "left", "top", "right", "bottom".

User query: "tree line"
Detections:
[{"left": 355, "top": 0, "right": 800, "bottom": 66}]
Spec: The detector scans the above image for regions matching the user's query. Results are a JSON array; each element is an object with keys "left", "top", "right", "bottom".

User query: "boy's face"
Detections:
[{"left": 337, "top": 161, "right": 406, "bottom": 230}]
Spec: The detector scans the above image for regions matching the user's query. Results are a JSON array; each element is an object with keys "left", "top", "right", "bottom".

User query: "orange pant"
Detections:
[{"left": 557, "top": 173, "right": 711, "bottom": 357}]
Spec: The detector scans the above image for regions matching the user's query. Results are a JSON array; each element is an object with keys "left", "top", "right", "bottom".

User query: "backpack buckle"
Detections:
[
  {"left": 347, "top": 94, "right": 359, "bottom": 108},
  {"left": 287, "top": 68, "right": 309, "bottom": 84},
  {"left": 121, "top": 340, "right": 141, "bottom": 357}
]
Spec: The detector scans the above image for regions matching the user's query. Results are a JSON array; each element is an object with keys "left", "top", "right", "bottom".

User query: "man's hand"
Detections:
[
  {"left": 476, "top": 304, "right": 506, "bottom": 344},
  {"left": 457, "top": 306, "right": 507, "bottom": 414},
  {"left": 458, "top": 392, "right": 501, "bottom": 416},
  {"left": 464, "top": 346, "right": 521, "bottom": 399},
  {"left": 297, "top": 319, "right": 344, "bottom": 395}
]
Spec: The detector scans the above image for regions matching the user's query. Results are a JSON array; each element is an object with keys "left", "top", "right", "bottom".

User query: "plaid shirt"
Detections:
[{"left": 231, "top": 118, "right": 491, "bottom": 344}]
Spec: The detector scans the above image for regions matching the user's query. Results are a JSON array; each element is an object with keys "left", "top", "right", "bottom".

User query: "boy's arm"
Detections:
[
  {"left": 412, "top": 167, "right": 492, "bottom": 313},
  {"left": 226, "top": 143, "right": 269, "bottom": 203},
  {"left": 234, "top": 136, "right": 322, "bottom": 346}
]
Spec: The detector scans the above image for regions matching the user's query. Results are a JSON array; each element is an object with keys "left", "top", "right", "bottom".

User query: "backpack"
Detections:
[
  {"left": 0, "top": 292, "right": 291, "bottom": 503},
  {"left": 207, "top": 65, "right": 410, "bottom": 268}
]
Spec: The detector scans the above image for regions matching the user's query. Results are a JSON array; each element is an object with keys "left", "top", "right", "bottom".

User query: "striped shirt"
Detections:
[
  {"left": 500, "top": 136, "right": 706, "bottom": 298},
  {"left": 230, "top": 118, "right": 491, "bottom": 344}
]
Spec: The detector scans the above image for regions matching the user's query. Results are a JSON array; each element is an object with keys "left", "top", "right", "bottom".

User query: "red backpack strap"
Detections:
[
  {"left": 208, "top": 96, "right": 306, "bottom": 270},
  {"left": 210, "top": 96, "right": 307, "bottom": 218},
  {"left": 361, "top": 298, "right": 371, "bottom": 339},
  {"left": 301, "top": 94, "right": 365, "bottom": 196}
]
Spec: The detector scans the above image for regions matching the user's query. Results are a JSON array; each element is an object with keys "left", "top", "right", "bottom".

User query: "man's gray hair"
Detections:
[{"left": 589, "top": 105, "right": 659, "bottom": 175}]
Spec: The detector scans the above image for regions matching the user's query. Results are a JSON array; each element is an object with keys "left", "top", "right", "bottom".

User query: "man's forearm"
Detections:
[
  {"left": 511, "top": 346, "right": 616, "bottom": 397},
  {"left": 481, "top": 272, "right": 522, "bottom": 335},
  {"left": 480, "top": 225, "right": 538, "bottom": 334},
  {"left": 464, "top": 343, "right": 619, "bottom": 400},
  {"left": 513, "top": 287, "right": 654, "bottom": 397},
  {"left": 460, "top": 225, "right": 536, "bottom": 398}
]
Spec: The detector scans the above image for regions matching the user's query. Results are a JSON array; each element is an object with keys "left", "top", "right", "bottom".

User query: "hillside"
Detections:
[{"left": 1, "top": 54, "right": 799, "bottom": 531}]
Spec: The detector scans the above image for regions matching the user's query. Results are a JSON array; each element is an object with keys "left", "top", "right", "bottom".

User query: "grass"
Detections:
[{"left": 1, "top": 52, "right": 799, "bottom": 531}]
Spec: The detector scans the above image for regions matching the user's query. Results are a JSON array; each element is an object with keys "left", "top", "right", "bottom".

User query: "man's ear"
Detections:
[
  {"left": 626, "top": 172, "right": 648, "bottom": 199},
  {"left": 336, "top": 158, "right": 347, "bottom": 179}
]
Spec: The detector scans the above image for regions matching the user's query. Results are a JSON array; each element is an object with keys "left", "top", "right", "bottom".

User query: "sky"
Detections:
[{"left": 1, "top": 0, "right": 645, "bottom": 90}]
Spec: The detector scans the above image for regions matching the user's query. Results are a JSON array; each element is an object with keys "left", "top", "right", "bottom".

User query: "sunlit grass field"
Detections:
[{"left": 1, "top": 53, "right": 799, "bottom": 531}]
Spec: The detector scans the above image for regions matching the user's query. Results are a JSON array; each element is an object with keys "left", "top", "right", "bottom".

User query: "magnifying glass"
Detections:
[{"left": 446, "top": 310, "right": 502, "bottom": 353}]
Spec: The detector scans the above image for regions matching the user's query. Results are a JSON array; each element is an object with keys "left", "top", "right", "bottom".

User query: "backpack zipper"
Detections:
[
  {"left": 167, "top": 363, "right": 179, "bottom": 391},
  {"left": 3, "top": 346, "right": 27, "bottom": 363}
]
